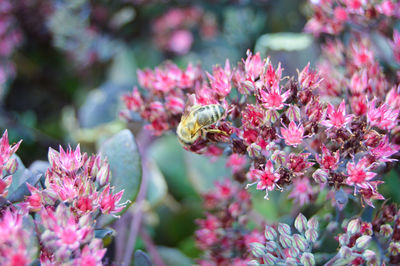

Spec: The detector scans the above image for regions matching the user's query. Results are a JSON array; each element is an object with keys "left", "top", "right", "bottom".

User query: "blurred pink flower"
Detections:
[{"left": 168, "top": 29, "right": 193, "bottom": 55}]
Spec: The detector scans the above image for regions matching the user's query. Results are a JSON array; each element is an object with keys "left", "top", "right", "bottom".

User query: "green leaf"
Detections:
[
  {"left": 148, "top": 135, "right": 197, "bottom": 200},
  {"left": 185, "top": 151, "right": 230, "bottom": 194},
  {"left": 7, "top": 172, "right": 42, "bottom": 203},
  {"left": 146, "top": 159, "right": 168, "bottom": 207},
  {"left": 95, "top": 228, "right": 115, "bottom": 239},
  {"left": 134, "top": 250, "right": 152, "bottom": 266},
  {"left": 157, "top": 246, "right": 193, "bottom": 266},
  {"left": 7, "top": 154, "right": 27, "bottom": 196},
  {"left": 98, "top": 129, "right": 142, "bottom": 226}
]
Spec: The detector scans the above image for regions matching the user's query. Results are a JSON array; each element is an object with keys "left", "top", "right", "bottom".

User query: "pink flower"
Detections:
[
  {"left": 49, "top": 145, "right": 86, "bottom": 173},
  {"left": 165, "top": 95, "right": 185, "bottom": 114},
  {"left": 99, "top": 184, "right": 128, "bottom": 216},
  {"left": 298, "top": 63, "right": 322, "bottom": 89},
  {"left": 122, "top": 87, "right": 143, "bottom": 113},
  {"left": 391, "top": 31, "right": 400, "bottom": 63},
  {"left": 74, "top": 240, "right": 106, "bottom": 266},
  {"left": 137, "top": 68, "right": 155, "bottom": 90},
  {"left": 247, "top": 160, "right": 280, "bottom": 199},
  {"left": 385, "top": 85, "right": 400, "bottom": 109},
  {"left": 346, "top": 158, "right": 377, "bottom": 190},
  {"left": 288, "top": 177, "right": 313, "bottom": 206},
  {"left": 280, "top": 121, "right": 304, "bottom": 147},
  {"left": 241, "top": 104, "right": 265, "bottom": 128},
  {"left": 226, "top": 154, "right": 247, "bottom": 173},
  {"left": 359, "top": 181, "right": 385, "bottom": 208},
  {"left": 153, "top": 67, "right": 176, "bottom": 93},
  {"left": 243, "top": 50, "right": 263, "bottom": 81},
  {"left": 0, "top": 129, "right": 21, "bottom": 172},
  {"left": 321, "top": 100, "right": 353, "bottom": 129},
  {"left": 262, "top": 62, "right": 282, "bottom": 88},
  {"left": 369, "top": 136, "right": 400, "bottom": 162},
  {"left": 334, "top": 7, "right": 348, "bottom": 21},
  {"left": 259, "top": 83, "right": 290, "bottom": 110},
  {"left": 0, "top": 209, "right": 31, "bottom": 266},
  {"left": 288, "top": 153, "right": 314, "bottom": 174},
  {"left": 377, "top": 0, "right": 396, "bottom": 16},
  {"left": 315, "top": 145, "right": 340, "bottom": 170},
  {"left": 367, "top": 99, "right": 399, "bottom": 130},
  {"left": 207, "top": 59, "right": 232, "bottom": 98},
  {"left": 168, "top": 29, "right": 193, "bottom": 55}
]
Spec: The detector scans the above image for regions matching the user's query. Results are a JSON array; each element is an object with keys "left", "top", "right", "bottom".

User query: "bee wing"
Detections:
[{"left": 181, "top": 94, "right": 199, "bottom": 122}]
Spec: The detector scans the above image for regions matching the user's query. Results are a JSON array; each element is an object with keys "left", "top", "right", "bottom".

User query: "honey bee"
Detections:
[{"left": 177, "top": 104, "right": 226, "bottom": 146}]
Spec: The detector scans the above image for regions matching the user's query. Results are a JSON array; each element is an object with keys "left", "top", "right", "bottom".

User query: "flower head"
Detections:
[
  {"left": 99, "top": 184, "right": 129, "bottom": 216},
  {"left": 281, "top": 121, "right": 305, "bottom": 147},
  {"left": 346, "top": 158, "right": 377, "bottom": 190},
  {"left": 247, "top": 160, "right": 280, "bottom": 199},
  {"left": 321, "top": 100, "right": 353, "bottom": 129},
  {"left": 259, "top": 83, "right": 290, "bottom": 110},
  {"left": 289, "top": 177, "right": 313, "bottom": 206},
  {"left": 367, "top": 99, "right": 399, "bottom": 131}
]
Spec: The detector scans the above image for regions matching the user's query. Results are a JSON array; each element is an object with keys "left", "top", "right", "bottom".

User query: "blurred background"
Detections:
[{"left": 0, "top": 0, "right": 323, "bottom": 263}]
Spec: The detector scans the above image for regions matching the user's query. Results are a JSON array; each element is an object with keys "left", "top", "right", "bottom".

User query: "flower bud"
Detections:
[
  {"left": 293, "top": 234, "right": 308, "bottom": 252},
  {"left": 271, "top": 150, "right": 286, "bottom": 166},
  {"left": 247, "top": 143, "right": 262, "bottom": 159},
  {"left": 247, "top": 260, "right": 260, "bottom": 266},
  {"left": 48, "top": 147, "right": 59, "bottom": 167},
  {"left": 97, "top": 164, "right": 112, "bottom": 187},
  {"left": 305, "top": 229, "right": 318, "bottom": 243},
  {"left": 279, "top": 234, "right": 293, "bottom": 249},
  {"left": 285, "top": 258, "right": 297, "bottom": 266},
  {"left": 294, "top": 213, "right": 308, "bottom": 233},
  {"left": 300, "top": 252, "right": 315, "bottom": 266},
  {"left": 263, "top": 253, "right": 277, "bottom": 265},
  {"left": 287, "top": 246, "right": 300, "bottom": 258},
  {"left": 4, "top": 157, "right": 17, "bottom": 174},
  {"left": 278, "top": 223, "right": 291, "bottom": 235},
  {"left": 347, "top": 218, "right": 361, "bottom": 235},
  {"left": 389, "top": 242, "right": 400, "bottom": 255},
  {"left": 307, "top": 217, "right": 318, "bottom": 230},
  {"left": 265, "top": 241, "right": 277, "bottom": 252},
  {"left": 338, "top": 246, "right": 352, "bottom": 258},
  {"left": 379, "top": 224, "right": 393, "bottom": 237},
  {"left": 265, "top": 225, "right": 278, "bottom": 241},
  {"left": 312, "top": 169, "right": 328, "bottom": 183},
  {"left": 286, "top": 105, "right": 301, "bottom": 122},
  {"left": 250, "top": 242, "right": 265, "bottom": 258},
  {"left": 355, "top": 235, "right": 371, "bottom": 249},
  {"left": 242, "top": 80, "right": 254, "bottom": 94},
  {"left": 362, "top": 249, "right": 376, "bottom": 264},
  {"left": 265, "top": 110, "right": 279, "bottom": 124}
]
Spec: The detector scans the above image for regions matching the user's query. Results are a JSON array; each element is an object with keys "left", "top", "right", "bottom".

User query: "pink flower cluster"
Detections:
[
  {"left": 0, "top": 209, "right": 34, "bottom": 266},
  {"left": 122, "top": 62, "right": 202, "bottom": 135},
  {"left": 152, "top": 7, "right": 217, "bottom": 55},
  {"left": 0, "top": 0, "right": 23, "bottom": 88},
  {"left": 0, "top": 130, "right": 128, "bottom": 265},
  {"left": 195, "top": 179, "right": 263, "bottom": 265},
  {"left": 305, "top": 0, "right": 400, "bottom": 36},
  {"left": 123, "top": 46, "right": 400, "bottom": 207},
  {"left": 25, "top": 144, "right": 128, "bottom": 216},
  {"left": 0, "top": 130, "right": 21, "bottom": 198}
]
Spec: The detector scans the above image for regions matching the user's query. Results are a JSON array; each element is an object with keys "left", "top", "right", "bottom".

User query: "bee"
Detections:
[{"left": 177, "top": 104, "right": 226, "bottom": 146}]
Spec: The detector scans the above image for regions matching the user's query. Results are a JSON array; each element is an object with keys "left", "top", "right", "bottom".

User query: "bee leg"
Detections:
[{"left": 205, "top": 129, "right": 229, "bottom": 136}]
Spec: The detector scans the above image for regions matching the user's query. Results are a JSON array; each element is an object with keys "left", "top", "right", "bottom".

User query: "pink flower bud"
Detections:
[
  {"left": 338, "top": 246, "right": 352, "bottom": 258},
  {"left": 265, "top": 241, "right": 277, "bottom": 252},
  {"left": 312, "top": 169, "right": 328, "bottom": 183},
  {"left": 305, "top": 229, "right": 318, "bottom": 243},
  {"left": 355, "top": 235, "right": 371, "bottom": 249},
  {"left": 379, "top": 224, "right": 393, "bottom": 237},
  {"left": 279, "top": 234, "right": 293, "bottom": 248},
  {"left": 97, "top": 164, "right": 111, "bottom": 187},
  {"left": 4, "top": 157, "right": 17, "bottom": 174},
  {"left": 295, "top": 213, "right": 308, "bottom": 233},
  {"left": 249, "top": 242, "right": 265, "bottom": 258},
  {"left": 307, "top": 217, "right": 318, "bottom": 230},
  {"left": 389, "top": 242, "right": 400, "bottom": 256},
  {"left": 362, "top": 250, "right": 377, "bottom": 264},
  {"left": 347, "top": 218, "right": 361, "bottom": 235},
  {"left": 300, "top": 252, "right": 315, "bottom": 266},
  {"left": 293, "top": 234, "right": 308, "bottom": 252},
  {"left": 278, "top": 223, "right": 291, "bottom": 235},
  {"left": 264, "top": 225, "right": 277, "bottom": 241}
]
